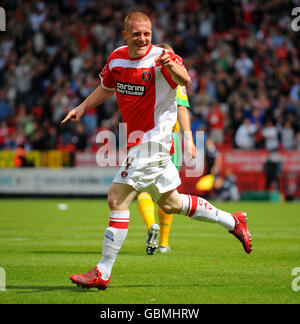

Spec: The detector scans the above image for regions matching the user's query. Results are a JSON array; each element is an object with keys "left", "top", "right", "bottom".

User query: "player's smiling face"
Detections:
[{"left": 123, "top": 19, "right": 152, "bottom": 58}]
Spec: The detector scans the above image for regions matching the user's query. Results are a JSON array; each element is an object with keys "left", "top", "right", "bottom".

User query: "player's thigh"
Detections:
[
  {"left": 107, "top": 182, "right": 138, "bottom": 211},
  {"left": 157, "top": 189, "right": 182, "bottom": 214}
]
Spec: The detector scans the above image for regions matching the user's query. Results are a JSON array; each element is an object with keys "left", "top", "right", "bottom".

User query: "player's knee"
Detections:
[
  {"left": 107, "top": 196, "right": 115, "bottom": 210},
  {"left": 159, "top": 205, "right": 174, "bottom": 214},
  {"left": 107, "top": 188, "right": 130, "bottom": 211},
  {"left": 107, "top": 183, "right": 137, "bottom": 211},
  {"left": 158, "top": 190, "right": 182, "bottom": 214},
  {"left": 107, "top": 192, "right": 119, "bottom": 211},
  {"left": 157, "top": 201, "right": 177, "bottom": 215}
]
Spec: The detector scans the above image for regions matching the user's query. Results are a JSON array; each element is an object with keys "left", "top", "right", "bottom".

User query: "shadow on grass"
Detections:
[
  {"left": 30, "top": 251, "right": 100, "bottom": 255},
  {"left": 30, "top": 251, "right": 147, "bottom": 256},
  {"left": 6, "top": 285, "right": 79, "bottom": 293},
  {"left": 7, "top": 282, "right": 226, "bottom": 294}
]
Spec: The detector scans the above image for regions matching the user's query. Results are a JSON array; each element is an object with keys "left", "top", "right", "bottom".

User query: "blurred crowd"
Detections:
[{"left": 0, "top": 0, "right": 300, "bottom": 152}]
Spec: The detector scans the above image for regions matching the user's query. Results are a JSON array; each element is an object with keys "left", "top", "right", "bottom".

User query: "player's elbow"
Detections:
[
  {"left": 179, "top": 76, "right": 191, "bottom": 88},
  {"left": 185, "top": 76, "right": 192, "bottom": 87}
]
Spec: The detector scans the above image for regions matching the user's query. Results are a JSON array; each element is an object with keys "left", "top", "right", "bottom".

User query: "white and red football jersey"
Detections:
[{"left": 99, "top": 44, "right": 188, "bottom": 152}]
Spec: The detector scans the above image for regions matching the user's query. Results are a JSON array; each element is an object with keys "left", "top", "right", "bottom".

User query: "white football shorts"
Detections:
[{"left": 113, "top": 142, "right": 181, "bottom": 202}]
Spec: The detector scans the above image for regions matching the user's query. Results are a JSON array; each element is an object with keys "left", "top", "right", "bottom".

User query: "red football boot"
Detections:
[
  {"left": 70, "top": 267, "right": 110, "bottom": 290},
  {"left": 229, "top": 211, "right": 252, "bottom": 254}
]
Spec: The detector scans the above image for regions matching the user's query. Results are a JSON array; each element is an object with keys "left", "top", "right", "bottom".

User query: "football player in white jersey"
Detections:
[{"left": 62, "top": 11, "right": 252, "bottom": 291}]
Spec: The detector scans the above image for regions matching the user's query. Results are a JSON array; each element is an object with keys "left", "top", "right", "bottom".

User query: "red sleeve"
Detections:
[
  {"left": 160, "top": 67, "right": 178, "bottom": 89},
  {"left": 169, "top": 52, "right": 185, "bottom": 67},
  {"left": 99, "top": 62, "right": 115, "bottom": 90}
]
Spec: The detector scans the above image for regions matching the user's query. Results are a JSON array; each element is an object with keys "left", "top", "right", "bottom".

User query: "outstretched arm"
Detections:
[{"left": 61, "top": 85, "right": 114, "bottom": 124}]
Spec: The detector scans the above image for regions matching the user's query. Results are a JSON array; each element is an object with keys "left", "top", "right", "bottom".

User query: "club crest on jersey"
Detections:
[
  {"left": 142, "top": 70, "right": 152, "bottom": 82},
  {"left": 121, "top": 171, "right": 128, "bottom": 178}
]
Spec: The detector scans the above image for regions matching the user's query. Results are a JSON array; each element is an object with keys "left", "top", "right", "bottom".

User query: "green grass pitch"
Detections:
[{"left": 0, "top": 198, "right": 300, "bottom": 304}]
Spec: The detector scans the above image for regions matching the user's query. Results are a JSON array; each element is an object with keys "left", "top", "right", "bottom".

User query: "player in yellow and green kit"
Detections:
[{"left": 137, "top": 44, "right": 196, "bottom": 255}]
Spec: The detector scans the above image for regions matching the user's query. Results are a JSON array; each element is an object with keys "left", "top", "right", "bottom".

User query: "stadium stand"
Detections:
[
  {"left": 0, "top": 0, "right": 299, "bottom": 152},
  {"left": 0, "top": 0, "right": 300, "bottom": 198}
]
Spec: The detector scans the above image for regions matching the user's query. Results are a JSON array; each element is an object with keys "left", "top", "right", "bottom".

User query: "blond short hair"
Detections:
[{"left": 123, "top": 11, "right": 151, "bottom": 32}]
